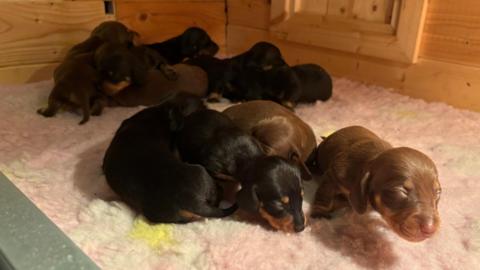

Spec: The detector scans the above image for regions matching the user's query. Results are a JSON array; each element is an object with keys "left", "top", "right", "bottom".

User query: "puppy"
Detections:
[
  {"left": 176, "top": 109, "right": 306, "bottom": 232},
  {"left": 293, "top": 64, "right": 332, "bottom": 103},
  {"left": 67, "top": 21, "right": 137, "bottom": 58},
  {"left": 37, "top": 52, "right": 104, "bottom": 125},
  {"left": 229, "top": 41, "right": 287, "bottom": 71},
  {"left": 107, "top": 64, "right": 208, "bottom": 107},
  {"left": 311, "top": 126, "right": 441, "bottom": 242},
  {"left": 94, "top": 43, "right": 176, "bottom": 95},
  {"left": 223, "top": 100, "right": 317, "bottom": 180},
  {"left": 102, "top": 94, "right": 237, "bottom": 223},
  {"left": 147, "top": 27, "right": 219, "bottom": 65}
]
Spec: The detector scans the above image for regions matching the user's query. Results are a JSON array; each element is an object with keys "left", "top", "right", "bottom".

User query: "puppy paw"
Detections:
[
  {"left": 78, "top": 117, "right": 89, "bottom": 125},
  {"left": 37, "top": 108, "right": 55, "bottom": 117},
  {"left": 310, "top": 212, "right": 333, "bottom": 220},
  {"left": 206, "top": 92, "right": 222, "bottom": 103}
]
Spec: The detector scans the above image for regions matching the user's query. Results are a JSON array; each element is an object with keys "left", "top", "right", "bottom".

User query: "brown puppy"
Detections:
[
  {"left": 108, "top": 64, "right": 208, "bottom": 107},
  {"left": 311, "top": 126, "right": 441, "bottom": 242},
  {"left": 223, "top": 100, "right": 317, "bottom": 180},
  {"left": 37, "top": 53, "right": 104, "bottom": 124}
]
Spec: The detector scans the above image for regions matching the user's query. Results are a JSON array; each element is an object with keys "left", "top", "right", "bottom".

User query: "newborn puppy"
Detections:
[
  {"left": 102, "top": 95, "right": 236, "bottom": 223},
  {"left": 107, "top": 64, "right": 208, "bottom": 107},
  {"left": 311, "top": 126, "right": 441, "bottom": 242},
  {"left": 223, "top": 100, "right": 317, "bottom": 180},
  {"left": 37, "top": 52, "right": 104, "bottom": 125},
  {"left": 293, "top": 64, "right": 332, "bottom": 103},
  {"left": 147, "top": 27, "right": 219, "bottom": 65},
  {"left": 230, "top": 41, "right": 287, "bottom": 71},
  {"left": 95, "top": 43, "right": 175, "bottom": 95},
  {"left": 67, "top": 21, "right": 137, "bottom": 58},
  {"left": 176, "top": 109, "right": 306, "bottom": 232}
]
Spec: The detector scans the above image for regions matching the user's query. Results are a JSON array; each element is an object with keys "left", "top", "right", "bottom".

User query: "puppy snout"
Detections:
[
  {"left": 294, "top": 223, "right": 305, "bottom": 232},
  {"left": 420, "top": 219, "right": 436, "bottom": 236}
]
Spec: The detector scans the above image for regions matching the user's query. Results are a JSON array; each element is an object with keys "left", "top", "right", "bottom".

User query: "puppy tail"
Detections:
[{"left": 194, "top": 203, "right": 238, "bottom": 218}]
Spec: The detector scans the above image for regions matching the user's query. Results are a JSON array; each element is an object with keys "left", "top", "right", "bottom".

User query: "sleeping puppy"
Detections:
[
  {"left": 67, "top": 21, "right": 137, "bottom": 58},
  {"left": 311, "top": 126, "right": 441, "bottom": 242},
  {"left": 107, "top": 64, "right": 208, "bottom": 107},
  {"left": 223, "top": 100, "right": 317, "bottom": 180},
  {"left": 293, "top": 64, "right": 332, "bottom": 103},
  {"left": 229, "top": 41, "right": 287, "bottom": 71},
  {"left": 94, "top": 43, "right": 176, "bottom": 96},
  {"left": 147, "top": 27, "right": 219, "bottom": 65},
  {"left": 176, "top": 109, "right": 306, "bottom": 232},
  {"left": 37, "top": 52, "right": 104, "bottom": 125},
  {"left": 102, "top": 94, "right": 237, "bottom": 223}
]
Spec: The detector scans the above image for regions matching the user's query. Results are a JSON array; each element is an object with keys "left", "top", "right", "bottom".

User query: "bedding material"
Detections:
[{"left": 0, "top": 79, "right": 479, "bottom": 269}]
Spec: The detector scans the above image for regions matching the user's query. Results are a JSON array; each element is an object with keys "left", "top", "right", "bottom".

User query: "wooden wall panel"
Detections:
[
  {"left": 116, "top": 1, "right": 226, "bottom": 54},
  {"left": 0, "top": 1, "right": 108, "bottom": 68},
  {"left": 420, "top": 0, "right": 480, "bottom": 67}
]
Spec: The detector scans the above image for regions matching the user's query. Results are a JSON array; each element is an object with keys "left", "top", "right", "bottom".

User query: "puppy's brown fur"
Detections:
[
  {"left": 223, "top": 100, "right": 317, "bottom": 180},
  {"left": 108, "top": 64, "right": 208, "bottom": 107},
  {"left": 37, "top": 53, "right": 104, "bottom": 124},
  {"left": 312, "top": 126, "right": 441, "bottom": 242}
]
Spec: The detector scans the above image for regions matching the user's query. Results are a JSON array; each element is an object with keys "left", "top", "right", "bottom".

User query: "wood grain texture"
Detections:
[
  {"left": 420, "top": 0, "right": 480, "bottom": 67},
  {"left": 116, "top": 1, "right": 226, "bottom": 53},
  {"left": 0, "top": 1, "right": 107, "bottom": 68},
  {"left": 0, "top": 62, "right": 59, "bottom": 84},
  {"left": 227, "top": 25, "right": 480, "bottom": 112}
]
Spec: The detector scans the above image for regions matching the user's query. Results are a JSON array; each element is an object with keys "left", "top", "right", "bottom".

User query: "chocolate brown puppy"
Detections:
[
  {"left": 176, "top": 109, "right": 306, "bottom": 232},
  {"left": 147, "top": 27, "right": 219, "bottom": 65},
  {"left": 311, "top": 126, "right": 441, "bottom": 242},
  {"left": 37, "top": 52, "right": 104, "bottom": 125},
  {"left": 107, "top": 64, "right": 208, "bottom": 107},
  {"left": 223, "top": 100, "right": 317, "bottom": 180},
  {"left": 67, "top": 21, "right": 137, "bottom": 58},
  {"left": 103, "top": 94, "right": 237, "bottom": 223}
]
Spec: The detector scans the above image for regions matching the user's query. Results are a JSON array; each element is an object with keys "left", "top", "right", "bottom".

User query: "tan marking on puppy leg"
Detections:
[
  {"left": 259, "top": 207, "right": 294, "bottom": 232},
  {"left": 102, "top": 81, "right": 131, "bottom": 96},
  {"left": 281, "top": 196, "right": 289, "bottom": 204},
  {"left": 178, "top": 210, "right": 203, "bottom": 221}
]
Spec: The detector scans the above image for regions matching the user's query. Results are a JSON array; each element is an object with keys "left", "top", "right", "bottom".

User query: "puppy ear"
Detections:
[
  {"left": 236, "top": 184, "right": 259, "bottom": 213},
  {"left": 290, "top": 152, "right": 312, "bottom": 181},
  {"left": 349, "top": 171, "right": 371, "bottom": 214}
]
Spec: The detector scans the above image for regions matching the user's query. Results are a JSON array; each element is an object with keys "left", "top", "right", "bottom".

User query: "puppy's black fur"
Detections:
[
  {"left": 293, "top": 64, "right": 332, "bottom": 103},
  {"left": 147, "top": 27, "right": 219, "bottom": 65},
  {"left": 229, "top": 41, "right": 287, "bottom": 71},
  {"left": 176, "top": 110, "right": 306, "bottom": 232},
  {"left": 102, "top": 94, "right": 237, "bottom": 223}
]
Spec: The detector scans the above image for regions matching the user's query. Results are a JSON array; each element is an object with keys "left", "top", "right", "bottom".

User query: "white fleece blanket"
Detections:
[{"left": 0, "top": 79, "right": 479, "bottom": 270}]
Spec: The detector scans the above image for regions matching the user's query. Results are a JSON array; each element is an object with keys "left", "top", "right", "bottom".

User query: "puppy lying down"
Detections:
[
  {"left": 103, "top": 93, "right": 237, "bottom": 223},
  {"left": 107, "top": 64, "right": 208, "bottom": 107},
  {"left": 223, "top": 100, "right": 317, "bottom": 180},
  {"left": 176, "top": 109, "right": 306, "bottom": 233},
  {"left": 312, "top": 126, "right": 441, "bottom": 242}
]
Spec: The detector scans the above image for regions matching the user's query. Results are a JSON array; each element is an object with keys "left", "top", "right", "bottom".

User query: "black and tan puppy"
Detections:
[
  {"left": 37, "top": 52, "right": 104, "bottom": 124},
  {"left": 107, "top": 64, "right": 208, "bottom": 107},
  {"left": 223, "top": 100, "right": 317, "bottom": 180},
  {"left": 67, "top": 21, "right": 137, "bottom": 58},
  {"left": 176, "top": 109, "right": 306, "bottom": 232},
  {"left": 293, "top": 64, "right": 332, "bottom": 103},
  {"left": 311, "top": 126, "right": 441, "bottom": 242},
  {"left": 102, "top": 94, "right": 237, "bottom": 223},
  {"left": 147, "top": 27, "right": 219, "bottom": 65},
  {"left": 229, "top": 41, "right": 287, "bottom": 71}
]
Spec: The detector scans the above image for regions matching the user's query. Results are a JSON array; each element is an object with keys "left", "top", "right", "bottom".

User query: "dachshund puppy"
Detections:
[
  {"left": 311, "top": 126, "right": 441, "bottom": 242},
  {"left": 37, "top": 52, "right": 104, "bottom": 125},
  {"left": 229, "top": 41, "right": 287, "bottom": 71},
  {"left": 176, "top": 109, "right": 306, "bottom": 232},
  {"left": 102, "top": 94, "right": 237, "bottom": 223},
  {"left": 293, "top": 64, "right": 332, "bottom": 103},
  {"left": 94, "top": 43, "right": 176, "bottom": 95},
  {"left": 147, "top": 27, "right": 219, "bottom": 65},
  {"left": 67, "top": 21, "right": 137, "bottom": 58},
  {"left": 223, "top": 100, "right": 317, "bottom": 180},
  {"left": 107, "top": 64, "right": 208, "bottom": 107}
]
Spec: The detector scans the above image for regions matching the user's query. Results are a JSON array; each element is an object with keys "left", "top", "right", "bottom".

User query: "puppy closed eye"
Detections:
[{"left": 381, "top": 187, "right": 410, "bottom": 208}]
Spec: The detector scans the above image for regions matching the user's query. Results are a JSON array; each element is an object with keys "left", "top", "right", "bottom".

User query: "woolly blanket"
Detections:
[{"left": 1, "top": 79, "right": 479, "bottom": 270}]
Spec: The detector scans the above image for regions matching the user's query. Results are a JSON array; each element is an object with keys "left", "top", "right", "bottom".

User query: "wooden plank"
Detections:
[
  {"left": 327, "top": 0, "right": 353, "bottom": 18},
  {"left": 0, "top": 1, "right": 107, "bottom": 68},
  {"left": 0, "top": 62, "right": 59, "bottom": 84},
  {"left": 352, "top": 0, "right": 392, "bottom": 23},
  {"left": 227, "top": 0, "right": 270, "bottom": 30},
  {"left": 299, "top": 0, "right": 328, "bottom": 14},
  {"left": 116, "top": 1, "right": 226, "bottom": 54},
  {"left": 420, "top": 0, "right": 480, "bottom": 67},
  {"left": 227, "top": 25, "right": 480, "bottom": 112}
]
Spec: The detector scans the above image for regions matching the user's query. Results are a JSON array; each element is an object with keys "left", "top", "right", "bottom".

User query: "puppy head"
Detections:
[
  {"left": 353, "top": 147, "right": 441, "bottom": 242},
  {"left": 236, "top": 156, "right": 305, "bottom": 233},
  {"left": 91, "top": 21, "right": 136, "bottom": 46},
  {"left": 95, "top": 43, "right": 147, "bottom": 92},
  {"left": 181, "top": 27, "right": 219, "bottom": 58},
  {"left": 243, "top": 42, "right": 287, "bottom": 71},
  {"left": 167, "top": 92, "right": 207, "bottom": 117}
]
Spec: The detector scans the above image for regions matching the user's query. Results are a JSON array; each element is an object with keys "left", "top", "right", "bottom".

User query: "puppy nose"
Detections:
[
  {"left": 294, "top": 223, "right": 305, "bottom": 232},
  {"left": 420, "top": 220, "right": 436, "bottom": 236}
]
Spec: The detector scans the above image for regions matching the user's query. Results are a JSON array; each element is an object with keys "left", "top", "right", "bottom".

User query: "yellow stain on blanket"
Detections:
[{"left": 129, "top": 218, "right": 175, "bottom": 250}]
